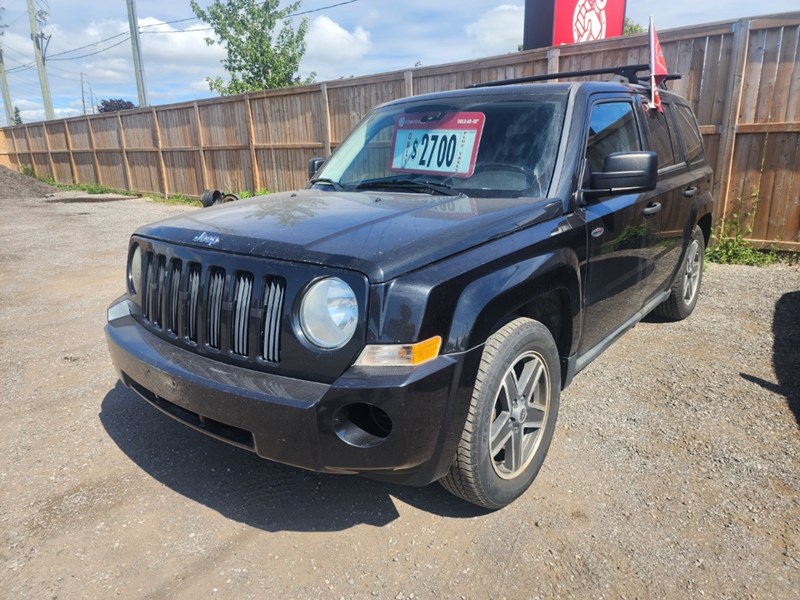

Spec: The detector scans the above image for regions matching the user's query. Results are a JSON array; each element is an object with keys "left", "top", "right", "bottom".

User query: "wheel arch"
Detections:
[
  {"left": 445, "top": 249, "right": 581, "bottom": 380},
  {"left": 697, "top": 211, "right": 713, "bottom": 247}
]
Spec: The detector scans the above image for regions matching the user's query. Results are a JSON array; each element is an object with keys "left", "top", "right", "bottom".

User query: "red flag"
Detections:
[{"left": 649, "top": 16, "right": 668, "bottom": 112}]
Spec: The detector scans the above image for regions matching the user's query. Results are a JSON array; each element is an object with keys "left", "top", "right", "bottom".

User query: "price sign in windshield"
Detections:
[{"left": 391, "top": 112, "right": 486, "bottom": 178}]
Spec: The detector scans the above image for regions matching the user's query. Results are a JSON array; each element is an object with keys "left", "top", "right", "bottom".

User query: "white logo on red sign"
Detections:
[{"left": 573, "top": 0, "right": 607, "bottom": 42}]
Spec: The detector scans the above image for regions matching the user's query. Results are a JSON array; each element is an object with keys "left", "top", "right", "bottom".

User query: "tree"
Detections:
[
  {"left": 12, "top": 106, "right": 22, "bottom": 125},
  {"left": 624, "top": 17, "right": 645, "bottom": 36},
  {"left": 97, "top": 99, "right": 136, "bottom": 113},
  {"left": 190, "top": 0, "right": 313, "bottom": 95}
]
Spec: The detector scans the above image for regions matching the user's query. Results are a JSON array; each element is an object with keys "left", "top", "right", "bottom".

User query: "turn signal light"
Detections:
[{"left": 354, "top": 336, "right": 442, "bottom": 367}]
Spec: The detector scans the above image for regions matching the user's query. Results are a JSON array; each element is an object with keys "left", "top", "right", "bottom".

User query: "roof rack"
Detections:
[{"left": 466, "top": 64, "right": 681, "bottom": 89}]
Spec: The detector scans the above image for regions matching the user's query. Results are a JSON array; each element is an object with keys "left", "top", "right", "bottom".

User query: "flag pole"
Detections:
[{"left": 649, "top": 15, "right": 656, "bottom": 110}]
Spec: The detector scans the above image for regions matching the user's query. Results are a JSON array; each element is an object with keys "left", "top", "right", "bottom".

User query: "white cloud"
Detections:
[
  {"left": 302, "top": 16, "right": 371, "bottom": 81},
  {"left": 189, "top": 79, "right": 213, "bottom": 93},
  {"left": 465, "top": 4, "right": 524, "bottom": 57}
]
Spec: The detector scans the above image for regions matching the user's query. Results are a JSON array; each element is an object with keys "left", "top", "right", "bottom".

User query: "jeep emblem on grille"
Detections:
[{"left": 192, "top": 232, "right": 220, "bottom": 246}]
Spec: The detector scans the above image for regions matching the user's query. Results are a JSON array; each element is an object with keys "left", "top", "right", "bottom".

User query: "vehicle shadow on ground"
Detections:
[
  {"left": 99, "top": 383, "right": 488, "bottom": 532},
  {"left": 740, "top": 290, "right": 800, "bottom": 427}
]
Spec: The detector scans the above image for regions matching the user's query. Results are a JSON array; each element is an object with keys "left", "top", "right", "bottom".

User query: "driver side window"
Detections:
[{"left": 585, "top": 102, "right": 641, "bottom": 172}]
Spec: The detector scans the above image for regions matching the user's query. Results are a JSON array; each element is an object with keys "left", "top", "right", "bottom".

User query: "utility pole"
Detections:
[
  {"left": 80, "top": 72, "right": 86, "bottom": 115},
  {"left": 0, "top": 9, "right": 14, "bottom": 126},
  {"left": 0, "top": 48, "right": 13, "bottom": 126},
  {"left": 126, "top": 0, "right": 148, "bottom": 107},
  {"left": 26, "top": 0, "right": 54, "bottom": 121}
]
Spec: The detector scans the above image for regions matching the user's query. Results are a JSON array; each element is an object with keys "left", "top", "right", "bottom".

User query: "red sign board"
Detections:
[{"left": 553, "top": 0, "right": 626, "bottom": 46}]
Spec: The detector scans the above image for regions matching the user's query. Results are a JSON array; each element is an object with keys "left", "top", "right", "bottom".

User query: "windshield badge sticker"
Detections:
[{"left": 193, "top": 232, "right": 221, "bottom": 246}]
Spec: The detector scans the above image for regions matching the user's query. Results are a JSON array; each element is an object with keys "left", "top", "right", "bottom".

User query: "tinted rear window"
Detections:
[
  {"left": 675, "top": 104, "right": 704, "bottom": 164},
  {"left": 645, "top": 105, "right": 679, "bottom": 169}
]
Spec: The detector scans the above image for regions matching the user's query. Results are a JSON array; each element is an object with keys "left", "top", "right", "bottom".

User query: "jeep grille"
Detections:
[{"left": 141, "top": 251, "right": 285, "bottom": 364}]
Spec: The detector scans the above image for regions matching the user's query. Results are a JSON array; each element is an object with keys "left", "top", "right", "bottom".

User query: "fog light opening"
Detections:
[{"left": 333, "top": 403, "right": 392, "bottom": 448}]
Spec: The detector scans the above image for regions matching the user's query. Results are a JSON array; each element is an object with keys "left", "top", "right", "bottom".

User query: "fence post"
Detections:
[
  {"left": 86, "top": 117, "right": 102, "bottom": 186},
  {"left": 193, "top": 101, "right": 210, "bottom": 192},
  {"left": 151, "top": 107, "right": 168, "bottom": 197},
  {"left": 715, "top": 19, "right": 751, "bottom": 223},
  {"left": 320, "top": 83, "right": 332, "bottom": 157},
  {"left": 64, "top": 121, "right": 79, "bottom": 184},
  {"left": 42, "top": 124, "right": 56, "bottom": 180},
  {"left": 243, "top": 96, "right": 260, "bottom": 192},
  {"left": 8, "top": 127, "right": 19, "bottom": 170},
  {"left": 547, "top": 47, "right": 560, "bottom": 79},
  {"left": 404, "top": 70, "right": 414, "bottom": 97},
  {"left": 23, "top": 125, "right": 34, "bottom": 175},
  {"left": 117, "top": 113, "right": 132, "bottom": 191}
]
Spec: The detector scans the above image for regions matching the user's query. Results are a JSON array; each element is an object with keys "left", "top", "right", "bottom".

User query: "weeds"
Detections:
[
  {"left": 237, "top": 188, "right": 271, "bottom": 199},
  {"left": 20, "top": 165, "right": 114, "bottom": 194},
  {"left": 149, "top": 193, "right": 202, "bottom": 207},
  {"left": 706, "top": 194, "right": 778, "bottom": 266}
]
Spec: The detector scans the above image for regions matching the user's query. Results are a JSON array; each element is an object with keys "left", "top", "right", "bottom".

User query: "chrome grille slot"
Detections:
[
  {"left": 167, "top": 259, "right": 182, "bottom": 333},
  {"left": 142, "top": 251, "right": 154, "bottom": 321},
  {"left": 187, "top": 264, "right": 201, "bottom": 342},
  {"left": 144, "top": 253, "right": 166, "bottom": 328},
  {"left": 262, "top": 278, "right": 285, "bottom": 363},
  {"left": 153, "top": 256, "right": 166, "bottom": 328},
  {"left": 207, "top": 268, "right": 225, "bottom": 349},
  {"left": 232, "top": 273, "right": 253, "bottom": 356}
]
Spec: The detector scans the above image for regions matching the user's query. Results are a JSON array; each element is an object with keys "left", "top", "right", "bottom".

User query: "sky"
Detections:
[{"left": 1, "top": 0, "right": 797, "bottom": 125}]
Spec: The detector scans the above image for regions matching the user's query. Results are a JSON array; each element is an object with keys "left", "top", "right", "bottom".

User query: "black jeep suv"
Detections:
[{"left": 106, "top": 75, "right": 713, "bottom": 509}]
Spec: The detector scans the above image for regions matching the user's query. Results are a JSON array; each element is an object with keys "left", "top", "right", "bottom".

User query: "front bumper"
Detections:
[{"left": 105, "top": 299, "right": 481, "bottom": 486}]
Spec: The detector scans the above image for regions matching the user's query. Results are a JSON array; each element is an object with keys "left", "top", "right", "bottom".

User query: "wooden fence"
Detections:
[{"left": 1, "top": 12, "right": 798, "bottom": 249}]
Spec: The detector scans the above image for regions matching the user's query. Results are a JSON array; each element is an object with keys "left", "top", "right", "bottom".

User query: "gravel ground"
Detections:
[{"left": 0, "top": 177, "right": 798, "bottom": 599}]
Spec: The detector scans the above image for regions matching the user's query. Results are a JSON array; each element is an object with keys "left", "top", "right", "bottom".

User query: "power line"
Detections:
[
  {"left": 47, "top": 31, "right": 129, "bottom": 59},
  {"left": 2, "top": 53, "right": 33, "bottom": 69},
  {"left": 2, "top": 44, "right": 33, "bottom": 61},
  {"left": 48, "top": 37, "right": 130, "bottom": 61},
  {"left": 140, "top": 16, "right": 200, "bottom": 29},
  {"left": 6, "top": 61, "right": 36, "bottom": 73},
  {"left": 287, "top": 0, "right": 360, "bottom": 17},
  {"left": 142, "top": 27, "right": 212, "bottom": 35},
  {"left": 42, "top": 69, "right": 79, "bottom": 81}
]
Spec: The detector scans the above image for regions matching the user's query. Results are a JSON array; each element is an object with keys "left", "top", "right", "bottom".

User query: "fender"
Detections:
[
  {"left": 365, "top": 209, "right": 584, "bottom": 355},
  {"left": 447, "top": 248, "right": 582, "bottom": 354}
]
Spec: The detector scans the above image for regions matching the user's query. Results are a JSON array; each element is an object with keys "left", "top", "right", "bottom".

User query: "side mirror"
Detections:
[
  {"left": 586, "top": 151, "right": 657, "bottom": 197},
  {"left": 308, "top": 157, "right": 326, "bottom": 180}
]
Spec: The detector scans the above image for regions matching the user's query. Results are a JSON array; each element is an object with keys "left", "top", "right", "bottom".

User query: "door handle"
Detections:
[
  {"left": 643, "top": 202, "right": 662, "bottom": 216},
  {"left": 683, "top": 186, "right": 698, "bottom": 197}
]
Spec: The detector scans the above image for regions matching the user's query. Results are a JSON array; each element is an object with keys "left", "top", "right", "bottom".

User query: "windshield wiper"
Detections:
[
  {"left": 355, "top": 178, "right": 461, "bottom": 196},
  {"left": 309, "top": 177, "right": 345, "bottom": 191}
]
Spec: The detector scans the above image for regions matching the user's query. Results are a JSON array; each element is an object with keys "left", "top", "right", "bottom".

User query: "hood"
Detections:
[{"left": 136, "top": 189, "right": 562, "bottom": 282}]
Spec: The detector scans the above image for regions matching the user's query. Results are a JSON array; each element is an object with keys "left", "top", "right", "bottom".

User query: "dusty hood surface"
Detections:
[{"left": 136, "top": 189, "right": 561, "bottom": 282}]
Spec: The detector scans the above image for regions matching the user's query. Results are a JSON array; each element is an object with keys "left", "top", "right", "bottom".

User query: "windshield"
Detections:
[{"left": 313, "top": 95, "right": 567, "bottom": 198}]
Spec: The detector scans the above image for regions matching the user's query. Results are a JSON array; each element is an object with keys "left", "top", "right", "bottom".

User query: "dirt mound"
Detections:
[{"left": 0, "top": 165, "right": 61, "bottom": 198}]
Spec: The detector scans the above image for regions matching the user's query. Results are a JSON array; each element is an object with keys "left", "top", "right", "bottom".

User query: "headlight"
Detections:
[
  {"left": 128, "top": 244, "right": 142, "bottom": 295},
  {"left": 300, "top": 277, "right": 358, "bottom": 349}
]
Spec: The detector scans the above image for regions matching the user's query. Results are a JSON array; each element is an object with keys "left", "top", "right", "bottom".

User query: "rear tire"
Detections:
[
  {"left": 439, "top": 318, "right": 560, "bottom": 509},
  {"left": 653, "top": 226, "right": 705, "bottom": 320}
]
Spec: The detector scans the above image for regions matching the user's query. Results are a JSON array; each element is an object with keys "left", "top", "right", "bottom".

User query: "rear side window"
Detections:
[
  {"left": 675, "top": 105, "right": 704, "bottom": 164},
  {"left": 585, "top": 102, "right": 641, "bottom": 172},
  {"left": 645, "top": 104, "right": 679, "bottom": 169}
]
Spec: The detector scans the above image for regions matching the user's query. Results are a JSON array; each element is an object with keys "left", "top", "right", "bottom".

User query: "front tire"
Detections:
[
  {"left": 654, "top": 226, "right": 705, "bottom": 320},
  {"left": 439, "top": 318, "right": 560, "bottom": 509}
]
